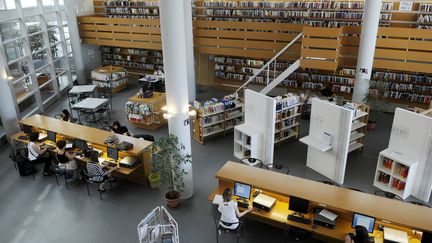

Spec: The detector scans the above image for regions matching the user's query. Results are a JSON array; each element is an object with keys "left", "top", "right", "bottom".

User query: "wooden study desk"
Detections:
[
  {"left": 11, "top": 115, "right": 153, "bottom": 184},
  {"left": 210, "top": 161, "right": 430, "bottom": 242}
]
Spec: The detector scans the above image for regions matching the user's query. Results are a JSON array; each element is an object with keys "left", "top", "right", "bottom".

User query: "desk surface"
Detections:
[
  {"left": 69, "top": 85, "right": 96, "bottom": 94},
  {"left": 18, "top": 115, "right": 152, "bottom": 156},
  {"left": 215, "top": 161, "right": 432, "bottom": 232},
  {"left": 72, "top": 98, "right": 108, "bottom": 110},
  {"left": 138, "top": 75, "right": 163, "bottom": 83},
  {"left": 128, "top": 92, "right": 165, "bottom": 104}
]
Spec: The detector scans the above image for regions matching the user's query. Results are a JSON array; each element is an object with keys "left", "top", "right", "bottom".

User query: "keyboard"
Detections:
[
  {"left": 287, "top": 214, "right": 311, "bottom": 225},
  {"left": 237, "top": 201, "right": 249, "bottom": 208}
]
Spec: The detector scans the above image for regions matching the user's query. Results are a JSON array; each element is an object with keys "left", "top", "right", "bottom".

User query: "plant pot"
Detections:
[
  {"left": 165, "top": 191, "right": 180, "bottom": 209},
  {"left": 148, "top": 173, "right": 160, "bottom": 189},
  {"left": 367, "top": 122, "right": 377, "bottom": 130}
]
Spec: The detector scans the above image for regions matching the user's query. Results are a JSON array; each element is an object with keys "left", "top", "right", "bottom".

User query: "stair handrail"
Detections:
[{"left": 235, "top": 32, "right": 303, "bottom": 96}]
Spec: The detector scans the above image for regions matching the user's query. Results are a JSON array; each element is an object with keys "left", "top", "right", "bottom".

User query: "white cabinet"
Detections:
[{"left": 234, "top": 124, "right": 261, "bottom": 160}]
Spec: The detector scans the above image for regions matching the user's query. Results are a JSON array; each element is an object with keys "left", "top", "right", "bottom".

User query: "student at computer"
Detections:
[
  {"left": 345, "top": 226, "right": 370, "bottom": 243},
  {"left": 28, "top": 132, "right": 52, "bottom": 176},
  {"left": 86, "top": 160, "right": 118, "bottom": 192},
  {"left": 110, "top": 121, "right": 133, "bottom": 136},
  {"left": 56, "top": 140, "right": 77, "bottom": 173},
  {"left": 59, "top": 109, "right": 71, "bottom": 122},
  {"left": 218, "top": 188, "right": 253, "bottom": 230}
]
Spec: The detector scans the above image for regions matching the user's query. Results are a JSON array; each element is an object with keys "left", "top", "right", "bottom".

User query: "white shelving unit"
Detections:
[
  {"left": 234, "top": 124, "right": 261, "bottom": 160},
  {"left": 274, "top": 101, "right": 301, "bottom": 146},
  {"left": 299, "top": 136, "right": 332, "bottom": 152},
  {"left": 373, "top": 149, "right": 418, "bottom": 199},
  {"left": 347, "top": 105, "right": 369, "bottom": 153}
]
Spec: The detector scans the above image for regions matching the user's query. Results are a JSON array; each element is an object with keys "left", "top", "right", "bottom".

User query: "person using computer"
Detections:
[
  {"left": 345, "top": 225, "right": 370, "bottom": 243},
  {"left": 110, "top": 121, "right": 133, "bottom": 137},
  {"left": 28, "top": 132, "right": 52, "bottom": 176},
  {"left": 56, "top": 140, "right": 77, "bottom": 175},
  {"left": 86, "top": 160, "right": 118, "bottom": 192},
  {"left": 218, "top": 188, "right": 253, "bottom": 230},
  {"left": 59, "top": 109, "right": 71, "bottom": 122}
]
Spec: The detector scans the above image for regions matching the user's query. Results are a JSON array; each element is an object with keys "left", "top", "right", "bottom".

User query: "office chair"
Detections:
[
  {"left": 214, "top": 214, "right": 243, "bottom": 243},
  {"left": 374, "top": 190, "right": 404, "bottom": 201},
  {"left": 12, "top": 148, "right": 36, "bottom": 181},
  {"left": 134, "top": 134, "right": 155, "bottom": 142},
  {"left": 264, "top": 163, "right": 290, "bottom": 174},
  {"left": 319, "top": 180, "right": 340, "bottom": 187},
  {"left": 240, "top": 158, "right": 264, "bottom": 168},
  {"left": 284, "top": 226, "right": 312, "bottom": 243},
  {"left": 346, "top": 187, "right": 364, "bottom": 192},
  {"left": 83, "top": 170, "right": 113, "bottom": 200},
  {"left": 406, "top": 201, "right": 431, "bottom": 208},
  {"left": 50, "top": 161, "right": 70, "bottom": 190}
]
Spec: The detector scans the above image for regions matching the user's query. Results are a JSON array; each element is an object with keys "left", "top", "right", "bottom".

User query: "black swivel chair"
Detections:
[
  {"left": 284, "top": 226, "right": 312, "bottom": 243},
  {"left": 319, "top": 180, "right": 341, "bottom": 187},
  {"left": 83, "top": 170, "right": 113, "bottom": 200},
  {"left": 240, "top": 158, "right": 264, "bottom": 168},
  {"left": 374, "top": 190, "right": 404, "bottom": 201},
  {"left": 346, "top": 187, "right": 364, "bottom": 192},
  {"left": 406, "top": 201, "right": 431, "bottom": 208},
  {"left": 264, "top": 163, "right": 290, "bottom": 174},
  {"left": 214, "top": 214, "right": 243, "bottom": 243}
]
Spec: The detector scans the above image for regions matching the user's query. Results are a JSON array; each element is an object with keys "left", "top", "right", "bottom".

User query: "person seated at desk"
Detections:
[
  {"left": 59, "top": 109, "right": 71, "bottom": 122},
  {"left": 218, "top": 188, "right": 253, "bottom": 230},
  {"left": 56, "top": 140, "right": 77, "bottom": 173},
  {"left": 86, "top": 160, "right": 118, "bottom": 192},
  {"left": 153, "top": 67, "right": 164, "bottom": 78},
  {"left": 28, "top": 132, "right": 52, "bottom": 176},
  {"left": 345, "top": 226, "right": 370, "bottom": 243},
  {"left": 110, "top": 121, "right": 133, "bottom": 137}
]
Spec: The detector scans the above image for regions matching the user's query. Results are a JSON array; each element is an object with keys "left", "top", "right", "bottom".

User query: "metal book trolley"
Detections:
[{"left": 137, "top": 206, "right": 179, "bottom": 243}]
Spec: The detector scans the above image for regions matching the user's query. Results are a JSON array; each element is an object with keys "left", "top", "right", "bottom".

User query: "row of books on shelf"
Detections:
[
  {"left": 202, "top": 9, "right": 366, "bottom": 19},
  {"left": 199, "top": 16, "right": 367, "bottom": 26},
  {"left": 214, "top": 56, "right": 266, "bottom": 67},
  {"left": 395, "top": 164, "right": 409, "bottom": 178},
  {"left": 201, "top": 1, "right": 366, "bottom": 10},
  {"left": 373, "top": 71, "right": 432, "bottom": 84},
  {"left": 105, "top": 7, "right": 159, "bottom": 15},
  {"left": 91, "top": 69, "right": 128, "bottom": 81},
  {"left": 275, "top": 94, "right": 300, "bottom": 111},
  {"left": 202, "top": 113, "right": 225, "bottom": 125},
  {"left": 101, "top": 46, "right": 163, "bottom": 58},
  {"left": 417, "top": 15, "right": 432, "bottom": 23},
  {"left": 202, "top": 117, "right": 243, "bottom": 135},
  {"left": 382, "top": 158, "right": 393, "bottom": 169},
  {"left": 275, "top": 118, "right": 297, "bottom": 130},
  {"left": 417, "top": 25, "right": 432, "bottom": 29},
  {"left": 377, "top": 172, "right": 391, "bottom": 184},
  {"left": 383, "top": 91, "right": 432, "bottom": 103},
  {"left": 105, "top": 14, "right": 159, "bottom": 19},
  {"left": 125, "top": 101, "right": 153, "bottom": 116},
  {"left": 276, "top": 106, "right": 299, "bottom": 121},
  {"left": 102, "top": 54, "right": 163, "bottom": 65},
  {"left": 93, "top": 78, "right": 128, "bottom": 88},
  {"left": 332, "top": 85, "right": 353, "bottom": 94},
  {"left": 104, "top": 0, "right": 159, "bottom": 7},
  {"left": 276, "top": 130, "right": 297, "bottom": 140},
  {"left": 102, "top": 59, "right": 163, "bottom": 71},
  {"left": 419, "top": 3, "right": 432, "bottom": 12},
  {"left": 392, "top": 178, "right": 406, "bottom": 191}
]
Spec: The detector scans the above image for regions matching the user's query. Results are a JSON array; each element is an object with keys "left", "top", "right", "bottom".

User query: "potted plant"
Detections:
[
  {"left": 149, "top": 134, "right": 191, "bottom": 209},
  {"left": 147, "top": 169, "right": 160, "bottom": 189}
]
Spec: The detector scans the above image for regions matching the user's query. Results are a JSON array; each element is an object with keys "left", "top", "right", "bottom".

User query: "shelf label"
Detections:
[
  {"left": 399, "top": 2, "right": 413, "bottom": 11},
  {"left": 391, "top": 125, "right": 409, "bottom": 139}
]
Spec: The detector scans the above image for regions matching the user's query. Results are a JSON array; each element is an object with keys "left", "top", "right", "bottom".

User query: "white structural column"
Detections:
[
  {"left": 183, "top": 0, "right": 196, "bottom": 102},
  {"left": 352, "top": 0, "right": 382, "bottom": 103},
  {"left": 0, "top": 58, "right": 20, "bottom": 138},
  {"left": 159, "top": 0, "right": 194, "bottom": 199}
]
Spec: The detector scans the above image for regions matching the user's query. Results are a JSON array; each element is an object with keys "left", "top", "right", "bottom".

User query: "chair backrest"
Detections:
[
  {"left": 374, "top": 190, "right": 404, "bottom": 201},
  {"left": 240, "top": 158, "right": 263, "bottom": 168},
  {"left": 319, "top": 180, "right": 340, "bottom": 187},
  {"left": 265, "top": 163, "right": 290, "bottom": 175},
  {"left": 407, "top": 201, "right": 431, "bottom": 208}
]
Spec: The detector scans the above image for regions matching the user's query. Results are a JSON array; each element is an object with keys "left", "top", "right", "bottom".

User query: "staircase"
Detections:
[{"left": 235, "top": 33, "right": 303, "bottom": 96}]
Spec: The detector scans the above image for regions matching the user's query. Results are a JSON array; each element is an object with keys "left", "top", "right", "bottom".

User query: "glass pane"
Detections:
[
  {"left": 1, "top": 0, "right": 16, "bottom": 10},
  {"left": 63, "top": 26, "right": 69, "bottom": 39},
  {"left": 42, "top": 0, "right": 55, "bottom": 6},
  {"left": 25, "top": 16, "right": 42, "bottom": 34},
  {"left": 35, "top": 67, "right": 53, "bottom": 89},
  {"left": 8, "top": 58, "right": 31, "bottom": 81},
  {"left": 29, "top": 33, "right": 45, "bottom": 53},
  {"left": 54, "top": 57, "right": 68, "bottom": 73},
  {"left": 4, "top": 38, "right": 27, "bottom": 62},
  {"left": 59, "top": 0, "right": 64, "bottom": 6},
  {"left": 51, "top": 43, "right": 64, "bottom": 60},
  {"left": 66, "top": 39, "right": 72, "bottom": 53},
  {"left": 21, "top": 0, "right": 38, "bottom": 9},
  {"left": 18, "top": 95, "right": 38, "bottom": 116},
  {"left": 60, "top": 11, "right": 67, "bottom": 25},
  {"left": 57, "top": 71, "right": 70, "bottom": 91},
  {"left": 68, "top": 54, "right": 75, "bottom": 69},
  {"left": 0, "top": 21, "right": 21, "bottom": 42},
  {"left": 45, "top": 13, "right": 59, "bottom": 28},
  {"left": 33, "top": 49, "right": 49, "bottom": 69},
  {"left": 14, "top": 76, "right": 35, "bottom": 103},
  {"left": 40, "top": 81, "right": 55, "bottom": 102},
  {"left": 48, "top": 27, "right": 60, "bottom": 45}
]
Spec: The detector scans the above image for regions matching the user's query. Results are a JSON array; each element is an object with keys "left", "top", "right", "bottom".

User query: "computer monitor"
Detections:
[
  {"left": 352, "top": 213, "right": 375, "bottom": 233},
  {"left": 23, "top": 124, "right": 32, "bottom": 134},
  {"left": 107, "top": 146, "right": 118, "bottom": 161},
  {"left": 421, "top": 231, "right": 432, "bottom": 243},
  {"left": 75, "top": 139, "right": 87, "bottom": 150},
  {"left": 233, "top": 182, "right": 252, "bottom": 199},
  {"left": 288, "top": 196, "right": 309, "bottom": 215},
  {"left": 47, "top": 131, "right": 56, "bottom": 142}
]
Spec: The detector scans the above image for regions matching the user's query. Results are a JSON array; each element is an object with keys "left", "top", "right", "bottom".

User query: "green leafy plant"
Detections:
[
  {"left": 27, "top": 25, "right": 58, "bottom": 57},
  {"left": 149, "top": 134, "right": 191, "bottom": 199}
]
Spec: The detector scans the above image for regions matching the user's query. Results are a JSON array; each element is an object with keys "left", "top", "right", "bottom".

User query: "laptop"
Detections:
[
  {"left": 65, "top": 143, "right": 74, "bottom": 149},
  {"left": 384, "top": 227, "right": 408, "bottom": 243}
]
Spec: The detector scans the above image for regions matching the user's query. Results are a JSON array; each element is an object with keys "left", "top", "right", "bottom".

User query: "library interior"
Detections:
[{"left": 1, "top": 0, "right": 432, "bottom": 243}]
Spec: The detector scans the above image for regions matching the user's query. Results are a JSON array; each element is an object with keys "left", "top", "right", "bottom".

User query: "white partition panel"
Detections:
[
  {"left": 244, "top": 89, "right": 276, "bottom": 164},
  {"left": 303, "top": 98, "right": 353, "bottom": 184},
  {"left": 389, "top": 108, "right": 432, "bottom": 201}
]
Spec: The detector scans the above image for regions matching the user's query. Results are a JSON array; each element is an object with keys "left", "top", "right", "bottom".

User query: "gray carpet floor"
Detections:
[{"left": 0, "top": 79, "right": 429, "bottom": 243}]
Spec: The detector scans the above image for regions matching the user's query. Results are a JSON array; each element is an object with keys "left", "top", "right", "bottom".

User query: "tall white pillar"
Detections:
[
  {"left": 183, "top": 0, "right": 196, "bottom": 102},
  {"left": 159, "top": 0, "right": 193, "bottom": 199},
  {"left": 0, "top": 58, "right": 20, "bottom": 138},
  {"left": 352, "top": 0, "right": 382, "bottom": 103}
]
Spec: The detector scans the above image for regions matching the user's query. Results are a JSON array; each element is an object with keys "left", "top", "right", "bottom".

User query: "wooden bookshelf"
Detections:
[
  {"left": 125, "top": 92, "right": 167, "bottom": 130},
  {"left": 91, "top": 66, "right": 128, "bottom": 93},
  {"left": 192, "top": 100, "right": 244, "bottom": 144}
]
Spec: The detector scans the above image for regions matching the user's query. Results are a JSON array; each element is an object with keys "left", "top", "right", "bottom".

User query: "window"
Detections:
[
  {"left": 4, "top": 38, "right": 26, "bottom": 62},
  {"left": 8, "top": 58, "right": 31, "bottom": 81},
  {"left": 0, "top": 0, "right": 16, "bottom": 10},
  {"left": 18, "top": 95, "right": 38, "bottom": 117},
  {"left": 21, "top": 0, "right": 38, "bottom": 9},
  {"left": 60, "top": 11, "right": 67, "bottom": 26},
  {"left": 63, "top": 26, "right": 69, "bottom": 39},
  {"left": 25, "top": 16, "right": 42, "bottom": 34},
  {"left": 42, "top": 0, "right": 55, "bottom": 6},
  {"left": 13, "top": 76, "right": 35, "bottom": 103},
  {"left": 54, "top": 57, "right": 68, "bottom": 73},
  {"left": 35, "top": 66, "right": 53, "bottom": 88},
  {"left": 56, "top": 71, "right": 70, "bottom": 91},
  {"left": 32, "top": 48, "right": 49, "bottom": 70},
  {"left": 29, "top": 33, "right": 46, "bottom": 53},
  {"left": 45, "top": 13, "right": 58, "bottom": 28},
  {"left": 51, "top": 43, "right": 64, "bottom": 60},
  {"left": 40, "top": 81, "right": 55, "bottom": 103},
  {"left": 0, "top": 21, "right": 21, "bottom": 42}
]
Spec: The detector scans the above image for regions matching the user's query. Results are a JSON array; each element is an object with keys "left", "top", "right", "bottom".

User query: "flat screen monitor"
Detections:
[
  {"left": 234, "top": 181, "right": 252, "bottom": 199},
  {"left": 288, "top": 196, "right": 309, "bottom": 215},
  {"left": 352, "top": 213, "right": 375, "bottom": 233},
  {"left": 421, "top": 231, "right": 432, "bottom": 243},
  {"left": 47, "top": 131, "right": 56, "bottom": 142},
  {"left": 75, "top": 139, "right": 87, "bottom": 150},
  {"left": 107, "top": 146, "right": 118, "bottom": 161},
  {"left": 23, "top": 124, "right": 32, "bottom": 134}
]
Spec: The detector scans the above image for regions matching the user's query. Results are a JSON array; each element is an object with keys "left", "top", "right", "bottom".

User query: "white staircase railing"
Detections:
[{"left": 235, "top": 32, "right": 303, "bottom": 96}]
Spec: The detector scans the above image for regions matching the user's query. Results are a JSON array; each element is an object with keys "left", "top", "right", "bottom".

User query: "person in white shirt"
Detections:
[
  {"left": 28, "top": 132, "right": 52, "bottom": 176},
  {"left": 218, "top": 188, "right": 252, "bottom": 230}
]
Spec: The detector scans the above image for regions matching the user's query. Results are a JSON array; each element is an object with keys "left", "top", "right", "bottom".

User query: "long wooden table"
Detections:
[
  {"left": 210, "top": 161, "right": 432, "bottom": 242},
  {"left": 11, "top": 115, "right": 153, "bottom": 184}
]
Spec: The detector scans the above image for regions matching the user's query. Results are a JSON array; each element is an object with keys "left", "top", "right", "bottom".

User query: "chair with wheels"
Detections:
[
  {"left": 50, "top": 161, "right": 70, "bottom": 190},
  {"left": 264, "top": 162, "right": 290, "bottom": 174},
  {"left": 406, "top": 200, "right": 431, "bottom": 208},
  {"left": 83, "top": 170, "right": 113, "bottom": 200},
  {"left": 346, "top": 187, "right": 364, "bottom": 192},
  {"left": 133, "top": 134, "right": 155, "bottom": 142},
  {"left": 319, "top": 180, "right": 341, "bottom": 187},
  {"left": 214, "top": 214, "right": 243, "bottom": 243},
  {"left": 284, "top": 226, "right": 312, "bottom": 243},
  {"left": 240, "top": 158, "right": 264, "bottom": 168},
  {"left": 374, "top": 190, "right": 404, "bottom": 201},
  {"left": 12, "top": 148, "right": 36, "bottom": 181}
]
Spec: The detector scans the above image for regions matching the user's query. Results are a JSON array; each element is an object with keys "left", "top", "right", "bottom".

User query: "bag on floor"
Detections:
[{"left": 14, "top": 149, "right": 35, "bottom": 177}]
